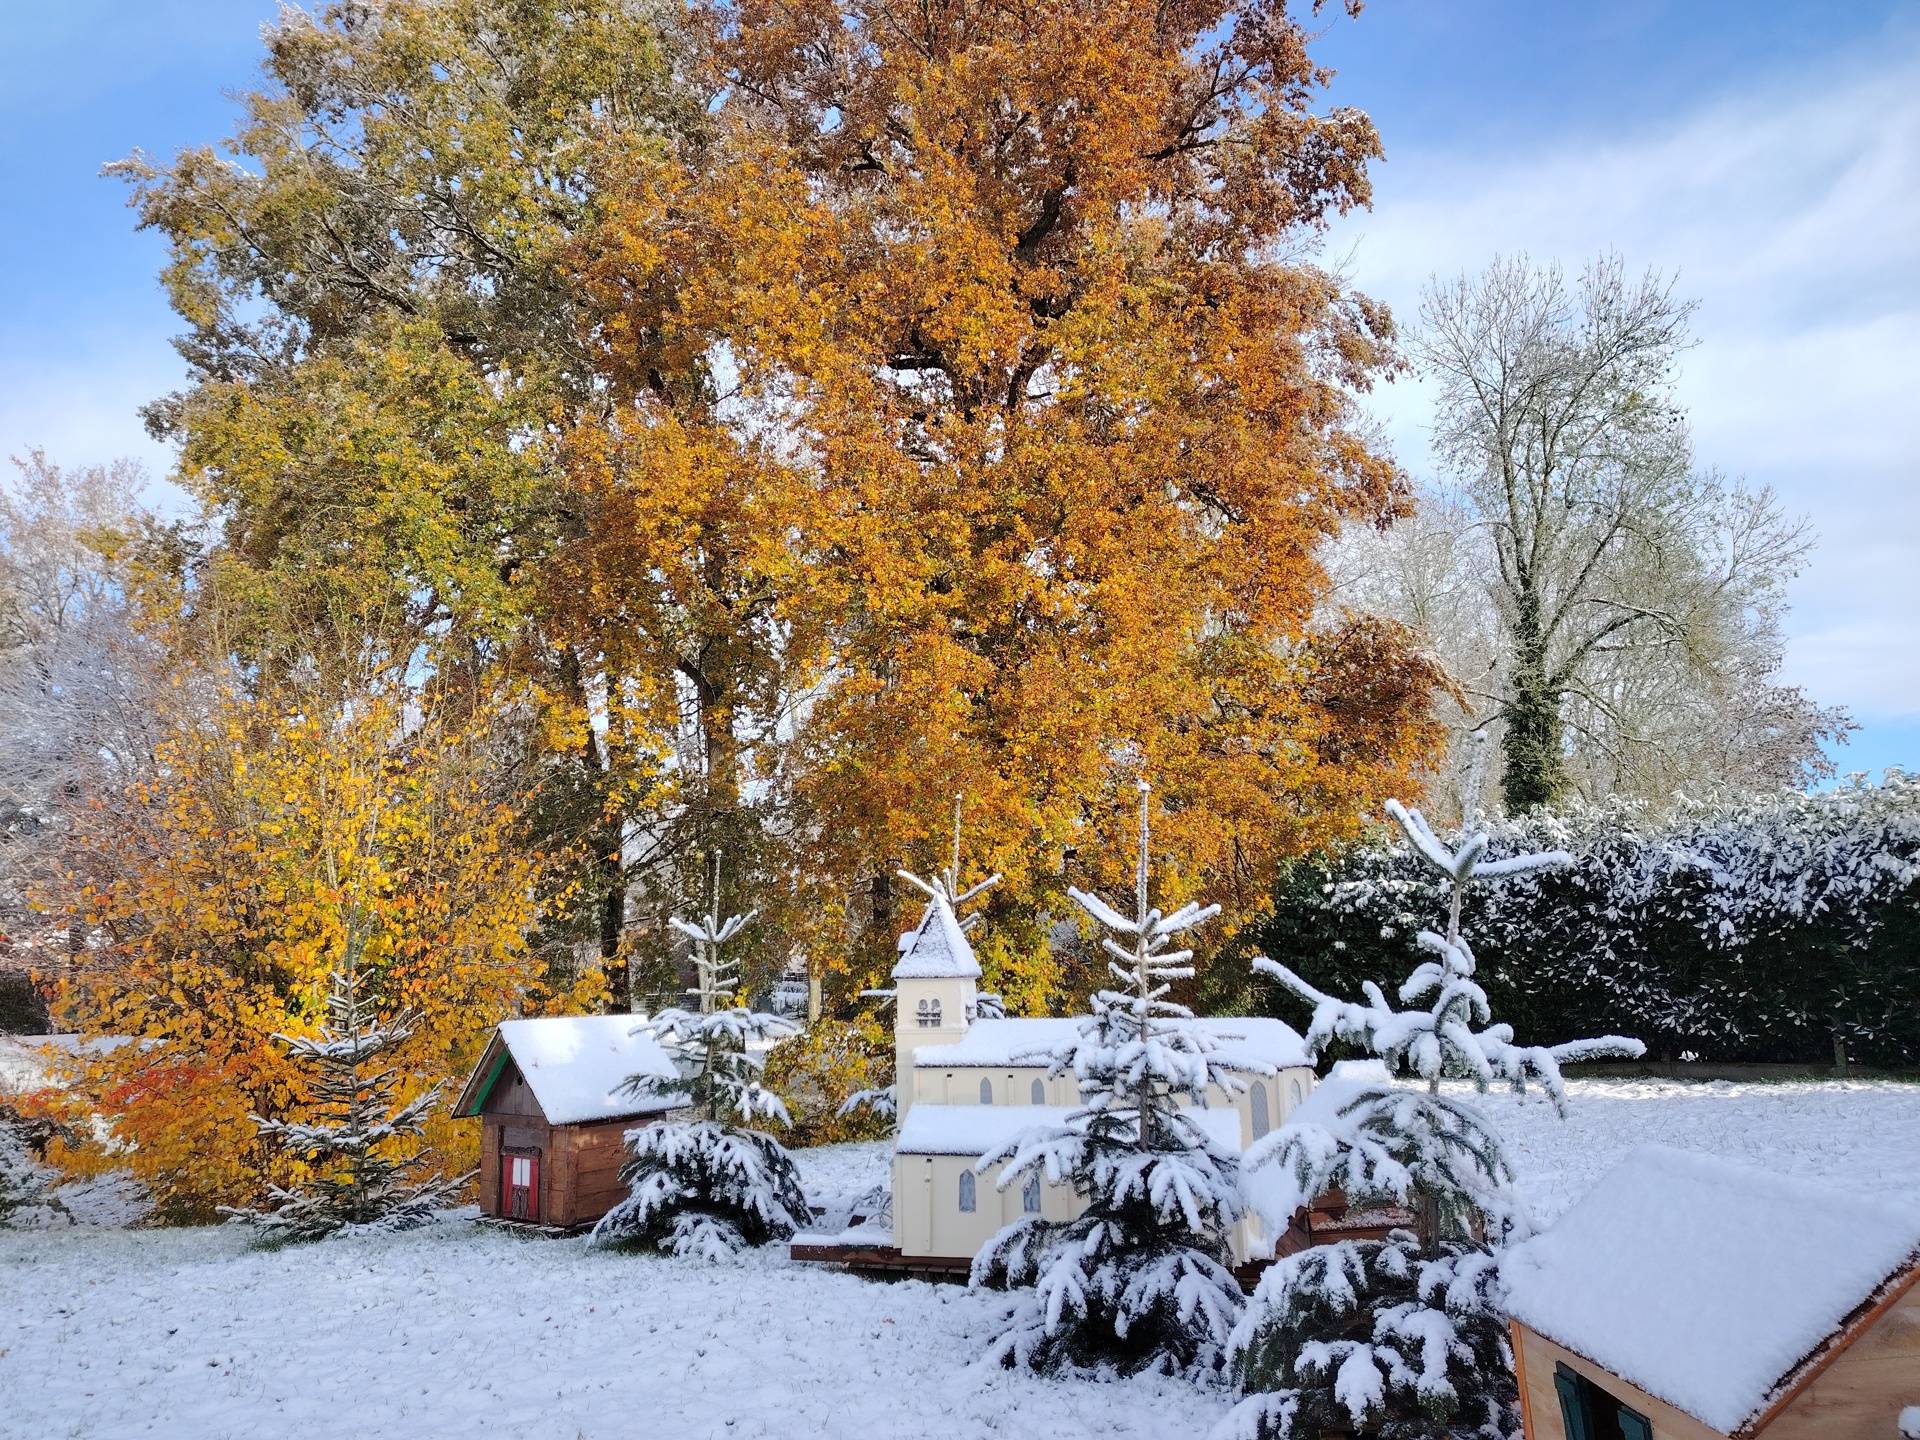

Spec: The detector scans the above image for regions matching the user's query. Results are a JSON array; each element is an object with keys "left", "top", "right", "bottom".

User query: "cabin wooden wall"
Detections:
[
  {"left": 1756, "top": 1269, "right": 1920, "bottom": 1440},
  {"left": 551, "top": 1118, "right": 635, "bottom": 1226},
  {"left": 1513, "top": 1322, "right": 1729, "bottom": 1440}
]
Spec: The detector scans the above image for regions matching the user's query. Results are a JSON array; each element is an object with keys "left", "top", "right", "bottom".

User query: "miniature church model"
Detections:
[
  {"left": 1502, "top": 1146, "right": 1920, "bottom": 1440},
  {"left": 800, "top": 866, "right": 1318, "bottom": 1274}
]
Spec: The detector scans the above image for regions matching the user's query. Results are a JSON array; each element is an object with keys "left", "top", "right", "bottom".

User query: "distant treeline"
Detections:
[{"left": 1239, "top": 775, "right": 1920, "bottom": 1068}]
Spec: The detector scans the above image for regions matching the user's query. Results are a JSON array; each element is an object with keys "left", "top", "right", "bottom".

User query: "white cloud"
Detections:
[{"left": 1322, "top": 43, "right": 1920, "bottom": 722}]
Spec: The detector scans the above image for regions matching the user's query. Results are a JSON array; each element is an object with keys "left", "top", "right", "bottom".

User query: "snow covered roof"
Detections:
[
  {"left": 1500, "top": 1145, "right": 1920, "bottom": 1433},
  {"left": 1281, "top": 1059, "right": 1391, "bottom": 1128},
  {"left": 890, "top": 896, "right": 982, "bottom": 980},
  {"left": 913, "top": 1016, "right": 1311, "bottom": 1071},
  {"left": 454, "top": 1016, "right": 680, "bottom": 1126},
  {"left": 896, "top": 1101, "right": 1245, "bottom": 1156}
]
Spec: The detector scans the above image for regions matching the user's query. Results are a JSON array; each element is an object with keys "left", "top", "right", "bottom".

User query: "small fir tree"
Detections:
[
  {"left": 972, "top": 782, "right": 1255, "bottom": 1375},
  {"left": 219, "top": 956, "right": 466, "bottom": 1245},
  {"left": 592, "top": 856, "right": 809, "bottom": 1260},
  {"left": 1221, "top": 737, "right": 1643, "bottom": 1438},
  {"left": 0, "top": 1110, "right": 63, "bottom": 1226}
]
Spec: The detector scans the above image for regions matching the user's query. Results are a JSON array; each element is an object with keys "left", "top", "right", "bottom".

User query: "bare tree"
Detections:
[
  {"left": 0, "top": 452, "right": 162, "bottom": 961},
  {"left": 1394, "top": 255, "right": 1849, "bottom": 810}
]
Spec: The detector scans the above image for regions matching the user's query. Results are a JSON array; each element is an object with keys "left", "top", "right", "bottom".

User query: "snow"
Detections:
[
  {"left": 1278, "top": 1059, "right": 1390, "bottom": 1129},
  {"left": 1501, "top": 1144, "right": 1920, "bottom": 1433},
  {"left": 914, "top": 1017, "right": 1310, "bottom": 1071},
  {"left": 897, "top": 1103, "right": 1244, "bottom": 1158},
  {"left": 470, "top": 1016, "right": 679, "bottom": 1126},
  {"left": 1902, "top": 1405, "right": 1920, "bottom": 1439},
  {"left": 898, "top": 1103, "right": 1082, "bottom": 1155},
  {"left": 0, "top": 1218, "right": 1228, "bottom": 1439},
  {"left": 891, "top": 895, "right": 983, "bottom": 979},
  {"left": 7, "top": 1083, "right": 1920, "bottom": 1436}
]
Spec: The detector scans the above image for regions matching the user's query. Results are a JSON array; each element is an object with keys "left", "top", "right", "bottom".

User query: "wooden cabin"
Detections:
[
  {"left": 452, "top": 1016, "right": 680, "bottom": 1231},
  {"left": 1502, "top": 1145, "right": 1920, "bottom": 1440}
]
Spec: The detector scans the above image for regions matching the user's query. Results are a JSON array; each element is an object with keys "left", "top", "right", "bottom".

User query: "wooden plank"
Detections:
[
  {"left": 1514, "top": 1323, "right": 1729, "bottom": 1440},
  {"left": 1753, "top": 1268, "right": 1920, "bottom": 1439}
]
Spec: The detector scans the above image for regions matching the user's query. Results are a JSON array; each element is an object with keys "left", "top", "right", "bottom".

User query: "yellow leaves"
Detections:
[{"left": 52, "top": 675, "right": 561, "bottom": 1221}]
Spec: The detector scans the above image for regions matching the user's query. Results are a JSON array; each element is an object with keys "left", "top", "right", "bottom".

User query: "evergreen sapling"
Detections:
[
  {"left": 1221, "top": 739, "right": 1643, "bottom": 1438},
  {"left": 973, "top": 782, "right": 1258, "bottom": 1375},
  {"left": 592, "top": 858, "right": 809, "bottom": 1260},
  {"left": 219, "top": 958, "right": 467, "bottom": 1245}
]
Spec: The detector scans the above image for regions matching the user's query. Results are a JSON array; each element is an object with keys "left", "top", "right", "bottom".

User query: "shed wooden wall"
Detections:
[
  {"left": 476, "top": 1055, "right": 644, "bottom": 1228},
  {"left": 1513, "top": 1322, "right": 1729, "bottom": 1440},
  {"left": 1755, "top": 1268, "right": 1920, "bottom": 1440}
]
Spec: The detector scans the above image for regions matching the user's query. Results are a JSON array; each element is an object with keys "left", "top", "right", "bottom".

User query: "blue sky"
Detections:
[{"left": 2, "top": 0, "right": 1915, "bottom": 782}]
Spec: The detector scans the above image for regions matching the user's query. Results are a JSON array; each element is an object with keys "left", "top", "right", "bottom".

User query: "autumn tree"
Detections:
[
  {"left": 563, "top": 0, "right": 1448, "bottom": 1008},
  {"left": 111, "top": 0, "right": 700, "bottom": 1007},
  {"left": 47, "top": 672, "right": 574, "bottom": 1223}
]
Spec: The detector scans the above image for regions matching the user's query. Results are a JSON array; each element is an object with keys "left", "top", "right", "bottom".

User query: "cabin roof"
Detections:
[
  {"left": 890, "top": 896, "right": 982, "bottom": 980},
  {"left": 453, "top": 1015, "right": 679, "bottom": 1126},
  {"left": 912, "top": 1016, "right": 1311, "bottom": 1071},
  {"left": 1500, "top": 1144, "right": 1920, "bottom": 1434},
  {"left": 896, "top": 1100, "right": 1245, "bottom": 1157}
]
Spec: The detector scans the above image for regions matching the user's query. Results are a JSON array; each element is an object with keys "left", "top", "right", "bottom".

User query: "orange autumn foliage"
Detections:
[
  {"left": 44, "top": 678, "right": 591, "bottom": 1223},
  {"left": 557, "top": 0, "right": 1447, "bottom": 1007}
]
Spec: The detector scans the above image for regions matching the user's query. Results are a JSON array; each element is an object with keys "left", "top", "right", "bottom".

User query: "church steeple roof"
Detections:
[{"left": 890, "top": 893, "right": 983, "bottom": 980}]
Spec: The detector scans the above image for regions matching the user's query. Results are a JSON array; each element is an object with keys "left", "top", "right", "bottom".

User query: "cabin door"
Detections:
[{"left": 503, "top": 1149, "right": 541, "bottom": 1221}]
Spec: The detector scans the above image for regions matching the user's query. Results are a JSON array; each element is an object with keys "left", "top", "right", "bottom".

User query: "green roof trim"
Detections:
[{"left": 458, "top": 1044, "right": 512, "bottom": 1118}]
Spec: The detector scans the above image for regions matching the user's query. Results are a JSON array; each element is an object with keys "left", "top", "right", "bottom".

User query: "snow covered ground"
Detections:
[{"left": 3, "top": 1080, "right": 1917, "bottom": 1439}]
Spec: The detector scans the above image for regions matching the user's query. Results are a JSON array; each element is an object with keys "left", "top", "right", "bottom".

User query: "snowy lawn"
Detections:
[{"left": 4, "top": 1080, "right": 1918, "bottom": 1439}]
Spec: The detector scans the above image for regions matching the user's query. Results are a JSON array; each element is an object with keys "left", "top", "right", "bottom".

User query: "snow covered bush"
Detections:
[
  {"left": 1248, "top": 772, "right": 1920, "bottom": 1067},
  {"left": 972, "top": 783, "right": 1252, "bottom": 1376},
  {"left": 592, "top": 893, "right": 809, "bottom": 1258},
  {"left": 1222, "top": 750, "right": 1643, "bottom": 1439},
  {"left": 218, "top": 962, "right": 466, "bottom": 1245},
  {"left": 1220, "top": 1239, "right": 1511, "bottom": 1440},
  {"left": 0, "top": 1107, "right": 64, "bottom": 1226}
]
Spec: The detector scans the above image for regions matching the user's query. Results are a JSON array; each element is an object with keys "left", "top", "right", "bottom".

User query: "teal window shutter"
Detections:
[
  {"left": 1618, "top": 1407, "right": 1653, "bottom": 1440},
  {"left": 1554, "top": 1365, "right": 1594, "bottom": 1440}
]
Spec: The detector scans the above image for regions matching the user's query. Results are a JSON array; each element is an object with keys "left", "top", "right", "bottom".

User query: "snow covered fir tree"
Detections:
[
  {"left": 592, "top": 858, "right": 810, "bottom": 1260},
  {"left": 220, "top": 954, "right": 466, "bottom": 1245},
  {"left": 1220, "top": 739, "right": 1645, "bottom": 1439},
  {"left": 972, "top": 782, "right": 1256, "bottom": 1375}
]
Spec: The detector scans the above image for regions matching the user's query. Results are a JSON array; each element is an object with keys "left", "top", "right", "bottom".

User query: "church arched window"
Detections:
[
  {"left": 1030, "top": 1078, "right": 1045, "bottom": 1104},
  {"left": 958, "top": 1171, "right": 976, "bottom": 1213},
  {"left": 1250, "top": 1080, "right": 1270, "bottom": 1139},
  {"left": 979, "top": 1078, "right": 993, "bottom": 1104},
  {"left": 1022, "top": 1174, "right": 1042, "bottom": 1214},
  {"left": 916, "top": 996, "right": 942, "bottom": 1029}
]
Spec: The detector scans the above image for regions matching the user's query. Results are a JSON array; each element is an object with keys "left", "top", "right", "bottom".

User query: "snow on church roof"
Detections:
[
  {"left": 1500, "top": 1145, "right": 1920, "bottom": 1434},
  {"left": 890, "top": 896, "right": 982, "bottom": 980},
  {"left": 913, "top": 1016, "right": 1311, "bottom": 1070},
  {"left": 456, "top": 1015, "right": 680, "bottom": 1126},
  {"left": 897, "top": 1102, "right": 1245, "bottom": 1156}
]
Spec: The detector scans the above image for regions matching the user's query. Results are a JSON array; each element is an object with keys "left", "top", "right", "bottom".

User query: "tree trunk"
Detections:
[
  {"left": 599, "top": 843, "right": 628, "bottom": 1014},
  {"left": 1502, "top": 592, "right": 1565, "bottom": 812}
]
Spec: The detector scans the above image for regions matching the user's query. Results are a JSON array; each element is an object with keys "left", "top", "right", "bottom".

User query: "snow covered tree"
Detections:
[
  {"left": 0, "top": 1109, "right": 65, "bottom": 1227},
  {"left": 1221, "top": 739, "right": 1644, "bottom": 1437},
  {"left": 592, "top": 866, "right": 809, "bottom": 1259},
  {"left": 972, "top": 782, "right": 1254, "bottom": 1375},
  {"left": 219, "top": 957, "right": 466, "bottom": 1244}
]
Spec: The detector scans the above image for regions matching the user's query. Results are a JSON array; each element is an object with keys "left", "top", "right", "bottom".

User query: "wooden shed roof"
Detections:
[{"left": 454, "top": 1016, "right": 679, "bottom": 1126}]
